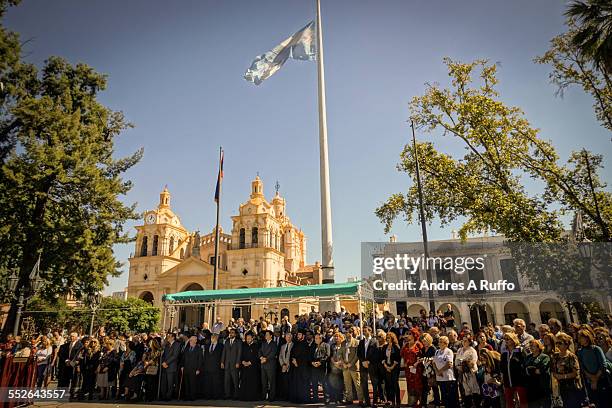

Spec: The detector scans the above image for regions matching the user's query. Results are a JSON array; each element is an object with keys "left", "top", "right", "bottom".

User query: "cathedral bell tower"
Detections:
[
  {"left": 159, "top": 185, "right": 171, "bottom": 208},
  {"left": 251, "top": 176, "right": 264, "bottom": 199}
]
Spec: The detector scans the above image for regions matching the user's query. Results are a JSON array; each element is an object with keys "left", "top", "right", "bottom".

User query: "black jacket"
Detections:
[
  {"left": 357, "top": 337, "right": 379, "bottom": 374},
  {"left": 162, "top": 340, "right": 181, "bottom": 372},
  {"left": 180, "top": 344, "right": 203, "bottom": 372},
  {"left": 259, "top": 340, "right": 278, "bottom": 370},
  {"left": 203, "top": 342, "right": 224, "bottom": 372},
  {"left": 501, "top": 347, "right": 527, "bottom": 387}
]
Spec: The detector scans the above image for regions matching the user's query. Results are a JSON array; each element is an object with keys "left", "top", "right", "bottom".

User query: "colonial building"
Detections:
[
  {"left": 127, "top": 177, "right": 323, "bottom": 327},
  {"left": 369, "top": 234, "right": 612, "bottom": 330}
]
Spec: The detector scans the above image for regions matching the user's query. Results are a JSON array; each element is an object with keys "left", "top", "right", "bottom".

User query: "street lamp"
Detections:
[
  {"left": 88, "top": 293, "right": 102, "bottom": 336},
  {"left": 8, "top": 269, "right": 19, "bottom": 293},
  {"left": 10, "top": 259, "right": 46, "bottom": 337},
  {"left": 168, "top": 305, "right": 177, "bottom": 331}
]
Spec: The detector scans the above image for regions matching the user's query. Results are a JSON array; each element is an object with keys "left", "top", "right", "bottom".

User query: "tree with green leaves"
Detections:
[
  {"left": 376, "top": 58, "right": 611, "bottom": 243},
  {"left": 23, "top": 296, "right": 159, "bottom": 334},
  {"left": 565, "top": 0, "right": 612, "bottom": 75},
  {"left": 0, "top": 0, "right": 142, "bottom": 336},
  {"left": 93, "top": 297, "right": 160, "bottom": 334},
  {"left": 535, "top": 17, "right": 612, "bottom": 139}
]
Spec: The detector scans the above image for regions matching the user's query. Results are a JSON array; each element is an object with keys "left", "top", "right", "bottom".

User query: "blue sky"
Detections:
[{"left": 5, "top": 0, "right": 610, "bottom": 294}]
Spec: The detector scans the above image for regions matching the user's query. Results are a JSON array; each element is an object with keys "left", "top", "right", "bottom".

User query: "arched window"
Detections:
[
  {"left": 180, "top": 248, "right": 185, "bottom": 259},
  {"left": 252, "top": 227, "right": 258, "bottom": 246},
  {"left": 280, "top": 233, "right": 285, "bottom": 253},
  {"left": 152, "top": 235, "right": 159, "bottom": 256},
  {"left": 271, "top": 232, "right": 276, "bottom": 249},
  {"left": 140, "top": 236, "right": 148, "bottom": 257},
  {"left": 139, "top": 291, "right": 154, "bottom": 305},
  {"left": 169, "top": 236, "right": 175, "bottom": 254},
  {"left": 239, "top": 228, "right": 245, "bottom": 249}
]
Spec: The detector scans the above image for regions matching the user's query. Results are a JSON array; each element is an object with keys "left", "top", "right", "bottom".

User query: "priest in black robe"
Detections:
[
  {"left": 290, "top": 329, "right": 311, "bottom": 403},
  {"left": 202, "top": 333, "right": 224, "bottom": 399},
  {"left": 239, "top": 332, "right": 261, "bottom": 401},
  {"left": 179, "top": 336, "right": 203, "bottom": 401}
]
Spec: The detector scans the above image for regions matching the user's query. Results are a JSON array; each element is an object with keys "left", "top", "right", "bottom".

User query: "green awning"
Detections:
[{"left": 162, "top": 281, "right": 363, "bottom": 303}]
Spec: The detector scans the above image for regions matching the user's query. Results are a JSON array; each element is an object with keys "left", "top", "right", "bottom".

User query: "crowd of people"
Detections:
[{"left": 1, "top": 304, "right": 612, "bottom": 407}]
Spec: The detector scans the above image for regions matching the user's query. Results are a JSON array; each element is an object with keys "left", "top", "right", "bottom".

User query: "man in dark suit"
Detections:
[
  {"left": 272, "top": 328, "right": 284, "bottom": 349},
  {"left": 160, "top": 332, "right": 181, "bottom": 401},
  {"left": 358, "top": 326, "right": 378, "bottom": 406},
  {"left": 63, "top": 332, "right": 82, "bottom": 398},
  {"left": 220, "top": 328, "right": 241, "bottom": 399},
  {"left": 203, "top": 332, "right": 224, "bottom": 399},
  {"left": 56, "top": 341, "right": 71, "bottom": 387},
  {"left": 259, "top": 330, "right": 278, "bottom": 401},
  {"left": 392, "top": 319, "right": 409, "bottom": 345},
  {"left": 180, "top": 335, "right": 203, "bottom": 401}
]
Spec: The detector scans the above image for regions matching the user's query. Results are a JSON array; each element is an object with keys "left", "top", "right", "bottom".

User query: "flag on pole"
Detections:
[
  {"left": 244, "top": 21, "right": 316, "bottom": 85},
  {"left": 214, "top": 149, "right": 224, "bottom": 202}
]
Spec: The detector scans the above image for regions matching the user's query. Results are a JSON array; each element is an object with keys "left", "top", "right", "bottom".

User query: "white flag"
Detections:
[{"left": 244, "top": 21, "right": 316, "bottom": 85}]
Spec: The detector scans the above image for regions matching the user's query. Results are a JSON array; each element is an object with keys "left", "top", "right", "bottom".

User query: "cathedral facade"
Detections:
[{"left": 127, "top": 176, "right": 323, "bottom": 328}]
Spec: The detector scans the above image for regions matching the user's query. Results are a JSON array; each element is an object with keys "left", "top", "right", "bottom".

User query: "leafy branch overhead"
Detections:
[
  {"left": 535, "top": 19, "right": 612, "bottom": 137},
  {"left": 376, "top": 58, "right": 611, "bottom": 243}
]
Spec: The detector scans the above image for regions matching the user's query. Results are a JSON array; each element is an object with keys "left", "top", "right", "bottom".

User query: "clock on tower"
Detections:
[{"left": 145, "top": 213, "right": 157, "bottom": 224}]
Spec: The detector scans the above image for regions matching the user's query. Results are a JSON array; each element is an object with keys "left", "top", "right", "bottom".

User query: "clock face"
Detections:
[{"left": 145, "top": 213, "right": 157, "bottom": 224}]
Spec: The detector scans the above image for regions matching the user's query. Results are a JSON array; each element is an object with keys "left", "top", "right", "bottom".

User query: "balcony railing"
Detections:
[
  {"left": 228, "top": 242, "right": 285, "bottom": 252},
  {"left": 229, "top": 242, "right": 261, "bottom": 250}
]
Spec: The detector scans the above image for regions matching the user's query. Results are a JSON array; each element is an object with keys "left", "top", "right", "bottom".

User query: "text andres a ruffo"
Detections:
[{"left": 372, "top": 279, "right": 516, "bottom": 292}]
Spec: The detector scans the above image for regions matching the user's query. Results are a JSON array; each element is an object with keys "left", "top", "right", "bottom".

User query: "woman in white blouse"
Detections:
[
  {"left": 456, "top": 336, "right": 480, "bottom": 407},
  {"left": 35, "top": 336, "right": 53, "bottom": 388},
  {"left": 434, "top": 336, "right": 458, "bottom": 408}
]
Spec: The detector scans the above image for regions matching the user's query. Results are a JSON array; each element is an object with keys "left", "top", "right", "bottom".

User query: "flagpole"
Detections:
[
  {"left": 316, "top": 0, "right": 335, "bottom": 289},
  {"left": 211, "top": 146, "right": 222, "bottom": 323},
  {"left": 411, "top": 121, "right": 435, "bottom": 314}
]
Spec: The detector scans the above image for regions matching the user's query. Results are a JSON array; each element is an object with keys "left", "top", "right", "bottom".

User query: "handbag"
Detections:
[{"left": 145, "top": 364, "right": 158, "bottom": 375}]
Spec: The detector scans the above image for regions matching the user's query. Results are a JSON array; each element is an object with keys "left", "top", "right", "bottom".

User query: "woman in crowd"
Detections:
[
  {"left": 328, "top": 331, "right": 345, "bottom": 404},
  {"left": 542, "top": 332, "right": 557, "bottom": 356},
  {"left": 476, "top": 331, "right": 493, "bottom": 352},
  {"left": 484, "top": 326, "right": 499, "bottom": 350},
  {"left": 420, "top": 332, "right": 440, "bottom": 407},
  {"left": 124, "top": 353, "right": 146, "bottom": 401},
  {"left": 567, "top": 324, "right": 580, "bottom": 351},
  {"left": 35, "top": 336, "right": 52, "bottom": 388},
  {"left": 401, "top": 328, "right": 423, "bottom": 407},
  {"left": 538, "top": 324, "right": 551, "bottom": 341},
  {"left": 457, "top": 336, "right": 480, "bottom": 408},
  {"left": 576, "top": 329, "right": 609, "bottom": 407},
  {"left": 96, "top": 340, "right": 118, "bottom": 400},
  {"left": 500, "top": 332, "right": 527, "bottom": 408},
  {"left": 310, "top": 332, "right": 329, "bottom": 403},
  {"left": 478, "top": 348, "right": 502, "bottom": 408},
  {"left": 118, "top": 341, "right": 136, "bottom": 400},
  {"left": 434, "top": 335, "right": 457, "bottom": 408},
  {"left": 79, "top": 338, "right": 101, "bottom": 400},
  {"left": 143, "top": 338, "right": 161, "bottom": 402},
  {"left": 524, "top": 339, "right": 551, "bottom": 408},
  {"left": 551, "top": 332, "right": 584, "bottom": 408},
  {"left": 382, "top": 331, "right": 401, "bottom": 407},
  {"left": 594, "top": 328, "right": 612, "bottom": 362}
]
